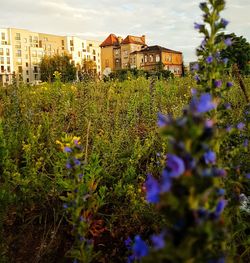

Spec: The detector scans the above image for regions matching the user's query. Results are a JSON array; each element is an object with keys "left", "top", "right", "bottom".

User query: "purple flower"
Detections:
[
  {"left": 226, "top": 82, "right": 233, "bottom": 88},
  {"left": 243, "top": 139, "right": 248, "bottom": 147},
  {"left": 221, "top": 18, "right": 229, "bottom": 27},
  {"left": 127, "top": 255, "right": 135, "bottom": 263},
  {"left": 194, "top": 75, "right": 201, "bottom": 82},
  {"left": 73, "top": 158, "right": 81, "bottom": 166},
  {"left": 205, "top": 119, "right": 214, "bottom": 128},
  {"left": 215, "top": 199, "right": 227, "bottom": 217},
  {"left": 63, "top": 203, "right": 68, "bottom": 209},
  {"left": 145, "top": 174, "right": 160, "bottom": 203},
  {"left": 204, "top": 150, "right": 216, "bottom": 164},
  {"left": 224, "top": 103, "right": 231, "bottom": 110},
  {"left": 194, "top": 22, "right": 202, "bottom": 30},
  {"left": 157, "top": 113, "right": 171, "bottom": 128},
  {"left": 166, "top": 154, "right": 185, "bottom": 178},
  {"left": 191, "top": 88, "right": 197, "bottom": 95},
  {"left": 132, "top": 235, "right": 149, "bottom": 259},
  {"left": 224, "top": 38, "right": 232, "bottom": 46},
  {"left": 214, "top": 80, "right": 222, "bottom": 88},
  {"left": 195, "top": 93, "right": 215, "bottom": 113},
  {"left": 246, "top": 173, "right": 250, "bottom": 179},
  {"left": 206, "top": 56, "right": 213, "bottom": 64},
  {"left": 226, "top": 125, "right": 232, "bottom": 132},
  {"left": 66, "top": 162, "right": 72, "bottom": 169},
  {"left": 125, "top": 237, "right": 133, "bottom": 249},
  {"left": 223, "top": 58, "right": 229, "bottom": 65},
  {"left": 192, "top": 63, "right": 199, "bottom": 71},
  {"left": 201, "top": 38, "right": 207, "bottom": 48},
  {"left": 64, "top": 147, "right": 72, "bottom": 153},
  {"left": 161, "top": 169, "right": 172, "bottom": 192},
  {"left": 215, "top": 168, "right": 227, "bottom": 177},
  {"left": 237, "top": 122, "right": 245, "bottom": 130},
  {"left": 73, "top": 259, "right": 78, "bottom": 263},
  {"left": 151, "top": 233, "right": 165, "bottom": 250},
  {"left": 78, "top": 173, "right": 84, "bottom": 179},
  {"left": 217, "top": 189, "right": 226, "bottom": 196}
]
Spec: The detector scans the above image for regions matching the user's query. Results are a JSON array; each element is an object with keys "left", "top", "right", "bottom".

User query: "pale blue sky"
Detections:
[{"left": 0, "top": 0, "right": 249, "bottom": 63}]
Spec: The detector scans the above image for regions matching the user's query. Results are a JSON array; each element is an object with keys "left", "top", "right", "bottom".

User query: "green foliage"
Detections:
[
  {"left": 40, "top": 54, "right": 77, "bottom": 82},
  {"left": 220, "top": 33, "right": 250, "bottom": 75}
]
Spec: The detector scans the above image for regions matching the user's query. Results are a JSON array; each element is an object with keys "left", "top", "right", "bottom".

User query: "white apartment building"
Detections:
[
  {"left": 0, "top": 28, "right": 102, "bottom": 85},
  {"left": 0, "top": 29, "right": 14, "bottom": 85},
  {"left": 66, "top": 36, "right": 102, "bottom": 75}
]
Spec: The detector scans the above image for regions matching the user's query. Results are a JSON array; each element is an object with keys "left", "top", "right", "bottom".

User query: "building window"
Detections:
[
  {"left": 0, "top": 57, "right": 4, "bottom": 64},
  {"left": 62, "top": 40, "right": 65, "bottom": 46},
  {"left": 29, "top": 36, "right": 32, "bottom": 42},
  {"left": 1, "top": 33, "right": 5, "bottom": 40},
  {"left": 6, "top": 48, "right": 10, "bottom": 56},
  {"left": 165, "top": 54, "right": 172, "bottom": 62},
  {"left": 24, "top": 38, "right": 27, "bottom": 43},
  {"left": 1, "top": 66, "right": 4, "bottom": 72},
  {"left": 89, "top": 43, "right": 92, "bottom": 47},
  {"left": 93, "top": 49, "right": 96, "bottom": 55},
  {"left": 26, "top": 62, "right": 29, "bottom": 67},
  {"left": 123, "top": 50, "right": 128, "bottom": 58},
  {"left": 70, "top": 47, "right": 74, "bottom": 52},
  {"left": 7, "top": 57, "right": 10, "bottom": 64},
  {"left": 33, "top": 36, "right": 38, "bottom": 43},
  {"left": 149, "top": 55, "right": 154, "bottom": 62},
  {"left": 78, "top": 51, "right": 81, "bottom": 57},
  {"left": 17, "top": 58, "right": 22, "bottom": 65},
  {"left": 156, "top": 54, "right": 160, "bottom": 62},
  {"left": 144, "top": 55, "right": 148, "bottom": 63},
  {"left": 141, "top": 58, "right": 144, "bottom": 63},
  {"left": 7, "top": 66, "right": 10, "bottom": 72},
  {"left": 0, "top": 48, "right": 3, "bottom": 56},
  {"left": 17, "top": 50, "right": 22, "bottom": 57},
  {"left": 27, "top": 78, "right": 29, "bottom": 83},
  {"left": 26, "top": 70, "right": 29, "bottom": 75},
  {"left": 15, "top": 43, "right": 21, "bottom": 49},
  {"left": 15, "top": 33, "right": 21, "bottom": 40},
  {"left": 18, "top": 66, "right": 22, "bottom": 73},
  {"left": 93, "top": 56, "right": 96, "bottom": 61},
  {"left": 70, "top": 40, "right": 74, "bottom": 46}
]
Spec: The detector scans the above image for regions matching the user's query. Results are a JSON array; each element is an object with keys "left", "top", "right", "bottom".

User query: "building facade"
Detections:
[
  {"left": 130, "top": 45, "right": 183, "bottom": 76},
  {"left": 0, "top": 29, "right": 14, "bottom": 85},
  {"left": 100, "top": 34, "right": 146, "bottom": 75},
  {"left": 100, "top": 34, "right": 183, "bottom": 76},
  {"left": 66, "top": 36, "right": 102, "bottom": 75},
  {"left": 0, "top": 28, "right": 103, "bottom": 85}
]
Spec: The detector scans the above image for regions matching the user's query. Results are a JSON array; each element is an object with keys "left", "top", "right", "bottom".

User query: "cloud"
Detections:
[{"left": 0, "top": 0, "right": 249, "bottom": 63}]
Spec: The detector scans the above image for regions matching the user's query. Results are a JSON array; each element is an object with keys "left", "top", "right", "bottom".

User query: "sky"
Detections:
[{"left": 0, "top": 0, "right": 249, "bottom": 63}]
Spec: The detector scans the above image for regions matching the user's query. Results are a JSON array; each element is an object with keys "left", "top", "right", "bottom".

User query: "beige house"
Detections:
[{"left": 100, "top": 34, "right": 146, "bottom": 75}]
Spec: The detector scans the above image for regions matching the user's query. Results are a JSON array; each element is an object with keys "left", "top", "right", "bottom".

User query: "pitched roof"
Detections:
[
  {"left": 121, "top": 35, "right": 145, "bottom": 45},
  {"left": 100, "top": 34, "right": 120, "bottom": 47},
  {"left": 138, "top": 45, "right": 182, "bottom": 54}
]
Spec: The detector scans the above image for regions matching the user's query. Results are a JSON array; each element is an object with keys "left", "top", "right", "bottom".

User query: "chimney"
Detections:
[
  {"left": 118, "top": 36, "right": 123, "bottom": 44},
  {"left": 142, "top": 35, "right": 146, "bottom": 44}
]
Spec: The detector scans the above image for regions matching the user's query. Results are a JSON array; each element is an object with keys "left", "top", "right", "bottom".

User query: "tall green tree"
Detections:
[
  {"left": 40, "top": 54, "right": 77, "bottom": 82},
  {"left": 220, "top": 33, "right": 250, "bottom": 75}
]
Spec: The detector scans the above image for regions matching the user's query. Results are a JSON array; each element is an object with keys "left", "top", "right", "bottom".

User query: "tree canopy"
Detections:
[{"left": 40, "top": 54, "right": 77, "bottom": 82}]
